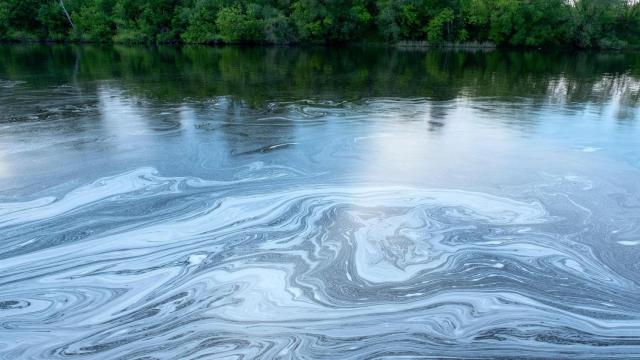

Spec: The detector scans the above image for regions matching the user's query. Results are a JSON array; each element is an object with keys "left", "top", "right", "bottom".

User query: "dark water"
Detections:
[{"left": 1, "top": 45, "right": 640, "bottom": 359}]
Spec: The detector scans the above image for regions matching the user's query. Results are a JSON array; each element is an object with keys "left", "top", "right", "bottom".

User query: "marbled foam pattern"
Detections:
[{"left": 1, "top": 165, "right": 640, "bottom": 359}]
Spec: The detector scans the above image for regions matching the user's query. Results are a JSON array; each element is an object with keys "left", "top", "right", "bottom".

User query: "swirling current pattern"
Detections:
[{"left": 1, "top": 166, "right": 640, "bottom": 359}]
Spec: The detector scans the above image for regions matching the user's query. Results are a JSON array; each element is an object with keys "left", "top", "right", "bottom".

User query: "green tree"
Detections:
[
  {"left": 216, "top": 4, "right": 264, "bottom": 42},
  {"left": 37, "top": 2, "right": 71, "bottom": 41},
  {"left": 0, "top": 2, "right": 8, "bottom": 38},
  {"left": 0, "top": 0, "right": 638, "bottom": 48},
  {"left": 182, "top": 0, "right": 221, "bottom": 43},
  {"left": 511, "top": 0, "right": 569, "bottom": 46},
  {"left": 73, "top": 0, "right": 115, "bottom": 41},
  {"left": 290, "top": 0, "right": 333, "bottom": 41},
  {"left": 5, "top": 0, "right": 45, "bottom": 40},
  {"left": 425, "top": 8, "right": 454, "bottom": 43},
  {"left": 261, "top": 5, "right": 296, "bottom": 43},
  {"left": 376, "top": 0, "right": 426, "bottom": 40},
  {"left": 568, "top": 0, "right": 633, "bottom": 49},
  {"left": 291, "top": 0, "right": 372, "bottom": 42}
]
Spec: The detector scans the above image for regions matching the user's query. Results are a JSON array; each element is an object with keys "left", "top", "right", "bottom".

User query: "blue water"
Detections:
[{"left": 0, "top": 46, "right": 639, "bottom": 359}]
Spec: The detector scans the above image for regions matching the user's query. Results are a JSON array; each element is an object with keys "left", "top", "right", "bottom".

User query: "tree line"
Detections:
[{"left": 1, "top": 0, "right": 639, "bottom": 48}]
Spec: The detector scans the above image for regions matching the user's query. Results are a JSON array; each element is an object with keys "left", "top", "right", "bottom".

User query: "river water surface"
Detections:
[{"left": 1, "top": 45, "right": 640, "bottom": 359}]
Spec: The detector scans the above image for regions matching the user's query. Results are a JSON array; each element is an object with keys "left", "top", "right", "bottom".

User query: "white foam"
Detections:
[
  {"left": 582, "top": 147, "right": 601, "bottom": 152},
  {"left": 617, "top": 240, "right": 639, "bottom": 246},
  {"left": 188, "top": 254, "right": 207, "bottom": 266}
]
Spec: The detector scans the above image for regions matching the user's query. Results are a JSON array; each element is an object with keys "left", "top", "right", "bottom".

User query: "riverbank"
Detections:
[
  {"left": 1, "top": 38, "right": 637, "bottom": 51},
  {"left": 396, "top": 41, "right": 496, "bottom": 50},
  {"left": 2, "top": 0, "right": 639, "bottom": 51}
]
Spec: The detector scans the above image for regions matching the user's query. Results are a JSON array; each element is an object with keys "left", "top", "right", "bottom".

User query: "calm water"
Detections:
[{"left": 1, "top": 45, "right": 640, "bottom": 359}]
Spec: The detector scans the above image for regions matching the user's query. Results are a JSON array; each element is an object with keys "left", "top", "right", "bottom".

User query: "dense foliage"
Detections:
[{"left": 0, "top": 0, "right": 639, "bottom": 48}]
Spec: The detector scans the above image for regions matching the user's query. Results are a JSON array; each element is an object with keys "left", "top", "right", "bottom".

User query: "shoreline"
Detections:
[{"left": 0, "top": 40, "right": 636, "bottom": 51}]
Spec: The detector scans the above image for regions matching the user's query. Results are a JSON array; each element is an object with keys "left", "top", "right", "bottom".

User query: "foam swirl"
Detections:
[{"left": 1, "top": 167, "right": 639, "bottom": 358}]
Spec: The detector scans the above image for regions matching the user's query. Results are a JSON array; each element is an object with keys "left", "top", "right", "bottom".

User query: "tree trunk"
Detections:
[{"left": 59, "top": 0, "right": 76, "bottom": 31}]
